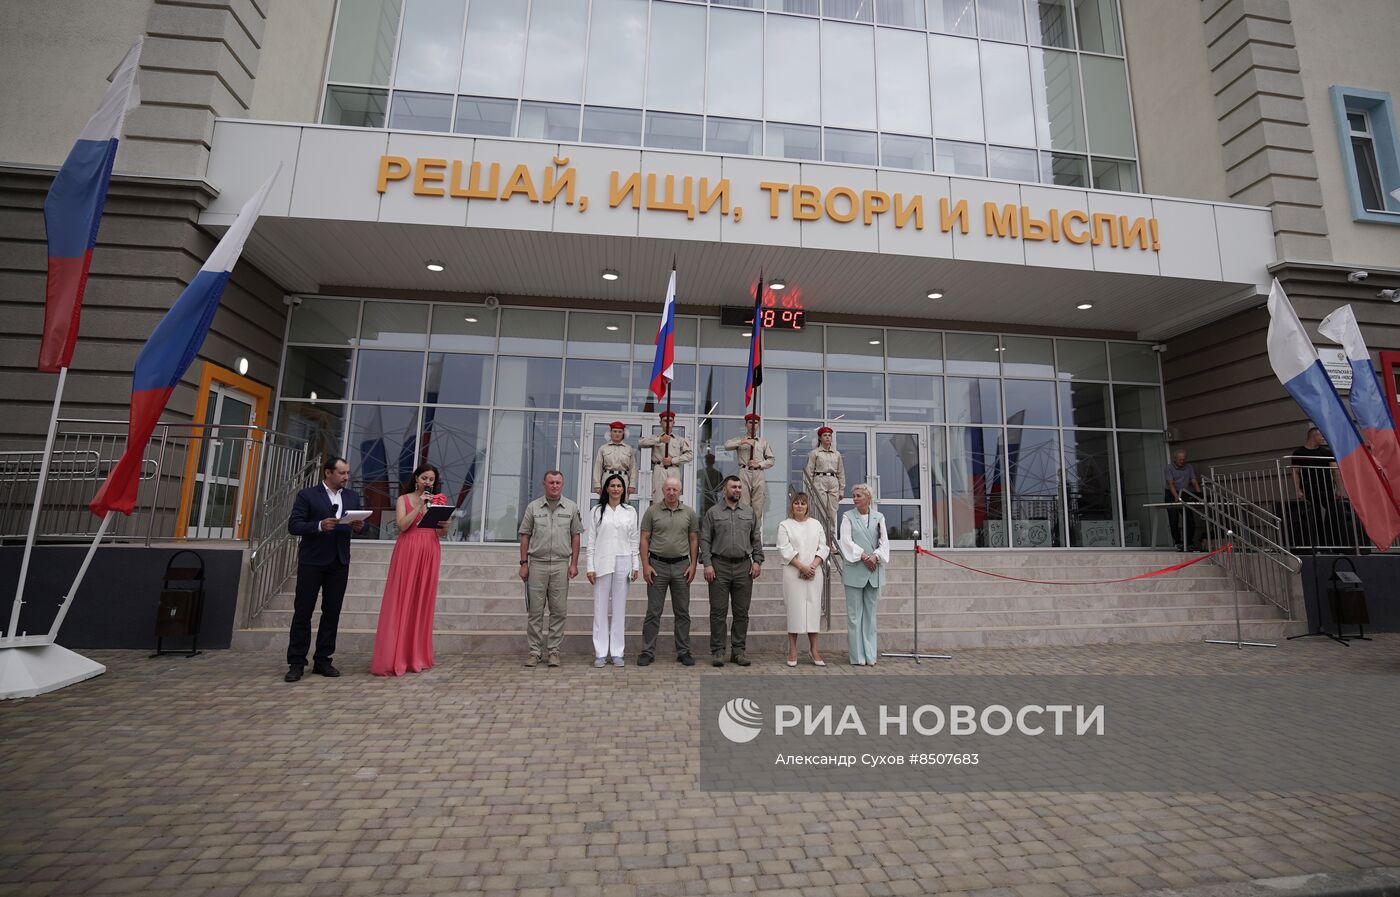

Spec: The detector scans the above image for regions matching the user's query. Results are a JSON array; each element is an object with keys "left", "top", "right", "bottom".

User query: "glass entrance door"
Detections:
[
  {"left": 578, "top": 412, "right": 693, "bottom": 516},
  {"left": 188, "top": 384, "right": 256, "bottom": 539},
  {"left": 832, "top": 425, "right": 929, "bottom": 550}
]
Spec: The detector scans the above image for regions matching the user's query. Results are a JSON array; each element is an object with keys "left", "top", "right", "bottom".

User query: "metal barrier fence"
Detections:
[{"left": 1208, "top": 456, "right": 1385, "bottom": 553}]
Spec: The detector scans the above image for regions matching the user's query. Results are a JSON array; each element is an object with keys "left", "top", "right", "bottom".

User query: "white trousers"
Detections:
[{"left": 593, "top": 556, "right": 630, "bottom": 659}]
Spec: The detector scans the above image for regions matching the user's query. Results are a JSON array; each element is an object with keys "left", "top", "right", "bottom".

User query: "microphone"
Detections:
[{"left": 330, "top": 501, "right": 340, "bottom": 519}]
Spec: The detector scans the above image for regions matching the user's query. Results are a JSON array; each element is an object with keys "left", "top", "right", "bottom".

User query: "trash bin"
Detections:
[
  {"left": 154, "top": 549, "right": 205, "bottom": 657},
  {"left": 1326, "top": 557, "right": 1370, "bottom": 640}
]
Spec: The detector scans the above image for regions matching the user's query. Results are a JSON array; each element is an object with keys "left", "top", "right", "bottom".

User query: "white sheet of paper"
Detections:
[{"left": 339, "top": 510, "right": 373, "bottom": 522}]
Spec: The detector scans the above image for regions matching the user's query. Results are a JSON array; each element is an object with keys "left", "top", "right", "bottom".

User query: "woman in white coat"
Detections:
[
  {"left": 585, "top": 474, "right": 639, "bottom": 666},
  {"left": 777, "top": 492, "right": 829, "bottom": 667}
]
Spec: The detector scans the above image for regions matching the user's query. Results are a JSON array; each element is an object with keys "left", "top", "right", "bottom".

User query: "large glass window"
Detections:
[
  {"left": 882, "top": 134, "right": 935, "bottom": 170},
  {"left": 520, "top": 0, "right": 588, "bottom": 103},
  {"left": 767, "top": 122, "right": 821, "bottom": 161},
  {"left": 420, "top": 407, "right": 487, "bottom": 541},
  {"left": 322, "top": 86, "right": 388, "bottom": 128},
  {"left": 821, "top": 21, "right": 877, "bottom": 130},
  {"left": 1026, "top": 0, "right": 1074, "bottom": 48},
  {"left": 328, "top": 0, "right": 402, "bottom": 86},
  {"left": 1031, "top": 48, "right": 1087, "bottom": 152},
  {"left": 484, "top": 411, "right": 560, "bottom": 541},
  {"left": 519, "top": 102, "right": 581, "bottom": 140},
  {"left": 454, "top": 96, "right": 515, "bottom": 136},
  {"left": 708, "top": 8, "right": 764, "bottom": 119},
  {"left": 929, "top": 0, "right": 977, "bottom": 35},
  {"left": 929, "top": 35, "right": 984, "bottom": 141},
  {"left": 707, "top": 117, "right": 763, "bottom": 155},
  {"left": 645, "top": 112, "right": 704, "bottom": 151},
  {"left": 876, "top": 0, "right": 925, "bottom": 28},
  {"left": 766, "top": 15, "right": 821, "bottom": 124},
  {"left": 648, "top": 1, "right": 707, "bottom": 113},
  {"left": 1007, "top": 427, "right": 1063, "bottom": 547},
  {"left": 876, "top": 27, "right": 932, "bottom": 136},
  {"left": 825, "top": 129, "right": 878, "bottom": 165},
  {"left": 585, "top": 0, "right": 647, "bottom": 109},
  {"left": 349, "top": 403, "right": 419, "bottom": 538},
  {"left": 762, "top": 368, "right": 825, "bottom": 419},
  {"left": 393, "top": 0, "right": 465, "bottom": 92},
  {"left": 1075, "top": 0, "right": 1122, "bottom": 55},
  {"left": 582, "top": 107, "right": 643, "bottom": 146},
  {"left": 425, "top": 353, "right": 492, "bottom": 405},
  {"left": 977, "top": 0, "right": 1026, "bottom": 42},
  {"left": 459, "top": 0, "right": 528, "bottom": 97},
  {"left": 354, "top": 350, "right": 424, "bottom": 402},
  {"left": 1064, "top": 428, "right": 1119, "bottom": 546},
  {"left": 388, "top": 91, "right": 453, "bottom": 132},
  {"left": 980, "top": 42, "right": 1037, "bottom": 148},
  {"left": 1081, "top": 55, "right": 1136, "bottom": 158}
]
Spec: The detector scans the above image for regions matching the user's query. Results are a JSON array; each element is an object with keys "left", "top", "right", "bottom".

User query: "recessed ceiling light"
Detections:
[
  {"left": 741, "top": 331, "right": 752, "bottom": 337},
  {"left": 868, "top": 339, "right": 881, "bottom": 346},
  {"left": 464, "top": 316, "right": 478, "bottom": 323},
  {"left": 309, "top": 391, "right": 318, "bottom": 402},
  {"left": 769, "top": 278, "right": 787, "bottom": 290},
  {"left": 425, "top": 260, "right": 445, "bottom": 272},
  {"left": 601, "top": 268, "right": 620, "bottom": 281},
  {"left": 1077, "top": 302, "right": 1094, "bottom": 310},
  {"left": 994, "top": 347, "right": 1006, "bottom": 353},
  {"left": 605, "top": 324, "right": 619, "bottom": 331},
  {"left": 926, "top": 290, "right": 944, "bottom": 300}
]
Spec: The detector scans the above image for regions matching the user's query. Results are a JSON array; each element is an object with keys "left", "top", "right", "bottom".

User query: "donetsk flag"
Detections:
[
  {"left": 744, "top": 277, "right": 764, "bottom": 407},
  {"left": 89, "top": 171, "right": 278, "bottom": 517},
  {"left": 1267, "top": 280, "right": 1400, "bottom": 550},
  {"left": 39, "top": 39, "right": 143, "bottom": 373},
  {"left": 648, "top": 268, "right": 677, "bottom": 400},
  {"left": 1318, "top": 304, "right": 1400, "bottom": 507}
]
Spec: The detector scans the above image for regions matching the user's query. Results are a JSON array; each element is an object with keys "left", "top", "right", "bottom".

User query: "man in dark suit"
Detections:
[{"left": 284, "top": 456, "right": 364, "bottom": 682}]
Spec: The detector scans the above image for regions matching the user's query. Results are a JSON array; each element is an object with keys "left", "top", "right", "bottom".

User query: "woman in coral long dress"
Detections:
[{"left": 371, "top": 463, "right": 448, "bottom": 676}]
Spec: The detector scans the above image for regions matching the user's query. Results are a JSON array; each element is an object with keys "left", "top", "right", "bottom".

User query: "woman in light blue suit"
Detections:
[{"left": 837, "top": 483, "right": 889, "bottom": 666}]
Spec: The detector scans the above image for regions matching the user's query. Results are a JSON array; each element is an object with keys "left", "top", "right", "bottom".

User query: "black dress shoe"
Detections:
[
  {"left": 284, "top": 665, "right": 304, "bottom": 682},
  {"left": 678, "top": 655, "right": 695, "bottom": 666},
  {"left": 311, "top": 662, "right": 341, "bottom": 678},
  {"left": 637, "top": 654, "right": 654, "bottom": 667}
]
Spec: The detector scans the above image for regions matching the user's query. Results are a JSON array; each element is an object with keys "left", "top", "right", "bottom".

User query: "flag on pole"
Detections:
[
  {"left": 648, "top": 268, "right": 677, "bottom": 400},
  {"left": 744, "top": 277, "right": 764, "bottom": 407},
  {"left": 1318, "top": 304, "right": 1400, "bottom": 504},
  {"left": 89, "top": 170, "right": 278, "bottom": 517},
  {"left": 1267, "top": 280, "right": 1400, "bottom": 550},
  {"left": 40, "top": 38, "right": 143, "bottom": 373}
]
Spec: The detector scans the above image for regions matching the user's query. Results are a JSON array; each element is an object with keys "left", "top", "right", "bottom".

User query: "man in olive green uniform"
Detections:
[
  {"left": 518, "top": 470, "right": 581, "bottom": 667},
  {"left": 593, "top": 421, "right": 636, "bottom": 496},
  {"left": 724, "top": 413, "right": 775, "bottom": 525},
  {"left": 639, "top": 475, "right": 699, "bottom": 666},
  {"left": 639, "top": 411, "right": 694, "bottom": 504},
  {"left": 700, "top": 475, "right": 764, "bottom": 667},
  {"left": 804, "top": 425, "right": 845, "bottom": 542}
]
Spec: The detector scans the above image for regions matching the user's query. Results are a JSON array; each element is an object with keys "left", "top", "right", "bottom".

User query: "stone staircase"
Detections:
[{"left": 232, "top": 544, "right": 1302, "bottom": 656}]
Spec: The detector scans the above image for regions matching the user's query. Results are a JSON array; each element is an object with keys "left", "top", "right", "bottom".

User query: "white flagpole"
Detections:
[
  {"left": 46, "top": 511, "right": 115, "bottom": 641},
  {"left": 4, "top": 367, "right": 68, "bottom": 643}
]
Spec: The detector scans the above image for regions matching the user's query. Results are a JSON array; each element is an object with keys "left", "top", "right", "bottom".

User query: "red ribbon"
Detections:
[{"left": 913, "top": 544, "right": 1231, "bottom": 586}]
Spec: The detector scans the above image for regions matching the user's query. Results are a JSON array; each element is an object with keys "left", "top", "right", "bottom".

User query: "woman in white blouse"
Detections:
[
  {"left": 777, "top": 492, "right": 830, "bottom": 667},
  {"left": 585, "top": 474, "right": 639, "bottom": 667},
  {"left": 837, "top": 483, "right": 889, "bottom": 666}
]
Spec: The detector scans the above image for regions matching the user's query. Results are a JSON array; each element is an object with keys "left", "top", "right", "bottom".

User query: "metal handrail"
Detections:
[{"left": 1171, "top": 488, "right": 1300, "bottom": 616}]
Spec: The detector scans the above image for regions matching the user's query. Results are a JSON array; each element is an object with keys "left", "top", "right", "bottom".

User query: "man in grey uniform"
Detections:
[
  {"left": 518, "top": 470, "right": 581, "bottom": 667},
  {"left": 700, "top": 475, "right": 765, "bottom": 667},
  {"left": 639, "top": 476, "right": 699, "bottom": 666}
]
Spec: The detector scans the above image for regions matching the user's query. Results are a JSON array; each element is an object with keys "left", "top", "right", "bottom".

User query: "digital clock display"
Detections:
[{"left": 719, "top": 305, "right": 806, "bottom": 331}]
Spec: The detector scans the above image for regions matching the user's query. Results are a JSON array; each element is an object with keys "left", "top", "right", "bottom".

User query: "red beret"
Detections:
[
  {"left": 817, "top": 426, "right": 833, "bottom": 435},
  {"left": 658, "top": 411, "right": 676, "bottom": 420},
  {"left": 608, "top": 421, "right": 626, "bottom": 430},
  {"left": 744, "top": 413, "right": 761, "bottom": 422}
]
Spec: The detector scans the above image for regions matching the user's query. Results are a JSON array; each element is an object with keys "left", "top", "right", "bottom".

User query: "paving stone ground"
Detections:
[{"left": 2, "top": 636, "right": 1399, "bottom": 897}]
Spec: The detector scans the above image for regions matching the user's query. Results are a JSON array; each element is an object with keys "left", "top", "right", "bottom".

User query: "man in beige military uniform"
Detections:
[
  {"left": 638, "top": 411, "right": 693, "bottom": 503},
  {"left": 724, "top": 413, "right": 775, "bottom": 525},
  {"left": 804, "top": 426, "right": 845, "bottom": 542},
  {"left": 593, "top": 421, "right": 637, "bottom": 496},
  {"left": 518, "top": 470, "right": 581, "bottom": 668}
]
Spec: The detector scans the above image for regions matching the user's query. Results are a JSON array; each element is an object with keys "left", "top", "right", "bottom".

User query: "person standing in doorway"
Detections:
[
  {"left": 1163, "top": 449, "right": 1201, "bottom": 551},
  {"left": 593, "top": 421, "right": 636, "bottom": 498},
  {"left": 284, "top": 456, "right": 364, "bottom": 682},
  {"left": 639, "top": 411, "right": 693, "bottom": 503},
  {"left": 639, "top": 475, "right": 699, "bottom": 666},
  {"left": 838, "top": 484, "right": 888, "bottom": 666},
  {"left": 700, "top": 475, "right": 764, "bottom": 667},
  {"left": 519, "top": 470, "right": 582, "bottom": 668},
  {"left": 585, "top": 473, "right": 639, "bottom": 667},
  {"left": 804, "top": 426, "right": 845, "bottom": 543},
  {"left": 370, "top": 463, "right": 449, "bottom": 676},
  {"left": 724, "top": 413, "right": 774, "bottom": 525}
]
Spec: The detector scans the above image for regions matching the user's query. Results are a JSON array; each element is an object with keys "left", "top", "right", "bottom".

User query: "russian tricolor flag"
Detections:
[
  {"left": 39, "top": 39, "right": 143, "bottom": 373},
  {"left": 648, "top": 268, "right": 677, "bottom": 400},
  {"left": 89, "top": 170, "right": 279, "bottom": 517},
  {"left": 1318, "top": 304, "right": 1400, "bottom": 503},
  {"left": 1267, "top": 280, "right": 1400, "bottom": 550}
]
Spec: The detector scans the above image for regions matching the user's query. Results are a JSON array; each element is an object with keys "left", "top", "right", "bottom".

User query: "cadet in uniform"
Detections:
[
  {"left": 723, "top": 413, "right": 775, "bottom": 525},
  {"left": 518, "top": 469, "right": 582, "bottom": 668},
  {"left": 638, "top": 411, "right": 693, "bottom": 503},
  {"left": 803, "top": 426, "right": 845, "bottom": 542},
  {"left": 592, "top": 421, "right": 637, "bottom": 497}
]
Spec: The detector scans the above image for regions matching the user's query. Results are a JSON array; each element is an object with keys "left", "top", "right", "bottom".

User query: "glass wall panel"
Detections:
[
  {"left": 950, "top": 426, "right": 1007, "bottom": 546},
  {"left": 708, "top": 9, "right": 764, "bottom": 119},
  {"left": 698, "top": 319, "right": 750, "bottom": 364},
  {"left": 929, "top": 35, "right": 983, "bottom": 140},
  {"left": 563, "top": 360, "right": 632, "bottom": 410},
  {"left": 420, "top": 406, "right": 486, "bottom": 541},
  {"left": 876, "top": 0, "right": 926, "bottom": 28},
  {"left": 1112, "top": 384, "right": 1163, "bottom": 430},
  {"left": 519, "top": 101, "right": 581, "bottom": 140},
  {"left": 888, "top": 374, "right": 944, "bottom": 422},
  {"left": 354, "top": 350, "right": 424, "bottom": 402},
  {"left": 1026, "top": 0, "right": 1074, "bottom": 47},
  {"left": 279, "top": 401, "right": 345, "bottom": 464},
  {"left": 361, "top": 301, "right": 428, "bottom": 348},
  {"left": 460, "top": 0, "right": 528, "bottom": 97},
  {"left": 1091, "top": 157, "right": 1138, "bottom": 192},
  {"left": 876, "top": 28, "right": 932, "bottom": 136},
  {"left": 1109, "top": 342, "right": 1159, "bottom": 383},
  {"left": 328, "top": 0, "right": 402, "bottom": 86},
  {"left": 947, "top": 377, "right": 1001, "bottom": 424},
  {"left": 281, "top": 348, "right": 352, "bottom": 400},
  {"left": 980, "top": 42, "right": 1036, "bottom": 147},
  {"left": 647, "top": 1, "right": 706, "bottom": 113},
  {"left": 1031, "top": 49, "right": 1087, "bottom": 152},
  {"left": 633, "top": 315, "right": 698, "bottom": 363},
  {"left": 762, "top": 368, "right": 825, "bottom": 419},
  {"left": 567, "top": 311, "right": 632, "bottom": 357},
  {"left": 1059, "top": 381, "right": 1110, "bottom": 428},
  {"left": 1007, "top": 427, "right": 1063, "bottom": 546},
  {"left": 585, "top": 0, "right": 647, "bottom": 108},
  {"left": 936, "top": 139, "right": 987, "bottom": 175},
  {"left": 988, "top": 145, "right": 1039, "bottom": 182},
  {"left": 887, "top": 329, "right": 943, "bottom": 373},
  {"left": 827, "top": 371, "right": 885, "bottom": 420},
  {"left": 425, "top": 353, "right": 493, "bottom": 406},
  {"left": 707, "top": 117, "right": 763, "bottom": 154},
  {"left": 881, "top": 134, "right": 935, "bottom": 170},
  {"left": 695, "top": 416, "right": 745, "bottom": 517},
  {"left": 495, "top": 356, "right": 562, "bottom": 408},
  {"left": 928, "top": 0, "right": 977, "bottom": 34},
  {"left": 698, "top": 365, "right": 750, "bottom": 417},
  {"left": 1000, "top": 335, "right": 1055, "bottom": 377},
  {"left": 632, "top": 363, "right": 697, "bottom": 413},
  {"left": 766, "top": 15, "right": 822, "bottom": 124},
  {"left": 499, "top": 308, "right": 564, "bottom": 354},
  {"left": 290, "top": 297, "right": 359, "bottom": 345},
  {"left": 1117, "top": 431, "right": 1167, "bottom": 547},
  {"left": 484, "top": 411, "right": 561, "bottom": 541},
  {"left": 323, "top": 86, "right": 388, "bottom": 127},
  {"left": 771, "top": 0, "right": 819, "bottom": 11},
  {"left": 946, "top": 332, "right": 1000, "bottom": 375},
  {"left": 582, "top": 106, "right": 642, "bottom": 145},
  {"left": 429, "top": 305, "right": 497, "bottom": 352},
  {"left": 977, "top": 0, "right": 1026, "bottom": 42},
  {"left": 389, "top": 91, "right": 453, "bottom": 130},
  {"left": 825, "top": 0, "right": 874, "bottom": 22},
  {"left": 349, "top": 403, "right": 419, "bottom": 539},
  {"left": 1064, "top": 428, "right": 1119, "bottom": 546},
  {"left": 1056, "top": 339, "right": 1109, "bottom": 380},
  {"left": 645, "top": 112, "right": 704, "bottom": 150},
  {"left": 392, "top": 0, "right": 464, "bottom": 91},
  {"left": 521, "top": 0, "right": 588, "bottom": 103},
  {"left": 826, "top": 326, "right": 885, "bottom": 370},
  {"left": 1075, "top": 0, "right": 1122, "bottom": 54},
  {"left": 764, "top": 325, "right": 825, "bottom": 367},
  {"left": 825, "top": 129, "right": 878, "bottom": 165},
  {"left": 1081, "top": 55, "right": 1135, "bottom": 157},
  {"left": 1042, "top": 151, "right": 1088, "bottom": 186},
  {"left": 766, "top": 122, "right": 821, "bottom": 160},
  {"left": 1003, "top": 379, "right": 1057, "bottom": 426},
  {"left": 821, "top": 21, "right": 877, "bottom": 129},
  {"left": 454, "top": 96, "right": 516, "bottom": 136}
]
